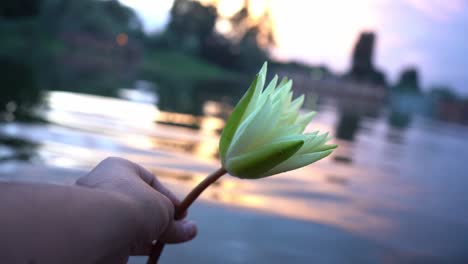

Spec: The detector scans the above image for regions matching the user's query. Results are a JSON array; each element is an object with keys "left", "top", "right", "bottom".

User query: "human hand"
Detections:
[{"left": 76, "top": 157, "right": 197, "bottom": 255}]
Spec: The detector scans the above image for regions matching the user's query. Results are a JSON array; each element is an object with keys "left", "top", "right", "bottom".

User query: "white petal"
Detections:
[
  {"left": 263, "top": 75, "right": 278, "bottom": 96},
  {"left": 290, "top": 95, "right": 305, "bottom": 112},
  {"left": 296, "top": 111, "right": 317, "bottom": 131},
  {"left": 226, "top": 97, "right": 278, "bottom": 157},
  {"left": 262, "top": 124, "right": 303, "bottom": 144},
  {"left": 299, "top": 132, "right": 329, "bottom": 154},
  {"left": 243, "top": 63, "right": 267, "bottom": 120},
  {"left": 273, "top": 80, "right": 292, "bottom": 99},
  {"left": 277, "top": 76, "right": 289, "bottom": 88}
]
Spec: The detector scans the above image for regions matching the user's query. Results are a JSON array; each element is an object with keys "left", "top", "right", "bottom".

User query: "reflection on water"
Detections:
[
  {"left": 0, "top": 58, "right": 42, "bottom": 122},
  {"left": 336, "top": 113, "right": 360, "bottom": 141},
  {"left": 2, "top": 89, "right": 468, "bottom": 261},
  {"left": 0, "top": 137, "right": 38, "bottom": 162},
  {"left": 0, "top": 58, "right": 43, "bottom": 162},
  {"left": 36, "top": 91, "right": 223, "bottom": 165}
]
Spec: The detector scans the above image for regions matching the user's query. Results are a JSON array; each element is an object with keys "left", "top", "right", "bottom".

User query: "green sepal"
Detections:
[
  {"left": 226, "top": 139, "right": 304, "bottom": 179},
  {"left": 262, "top": 149, "right": 333, "bottom": 176},
  {"left": 219, "top": 75, "right": 259, "bottom": 163}
]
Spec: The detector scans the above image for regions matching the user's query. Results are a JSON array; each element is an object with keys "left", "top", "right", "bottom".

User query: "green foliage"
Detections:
[
  {"left": 394, "top": 67, "right": 420, "bottom": 93},
  {"left": 38, "top": 0, "right": 142, "bottom": 36},
  {"left": 0, "top": 0, "right": 275, "bottom": 107},
  {"left": 141, "top": 49, "right": 238, "bottom": 82},
  {"left": 164, "top": 0, "right": 217, "bottom": 54},
  {"left": 0, "top": 0, "right": 40, "bottom": 18}
]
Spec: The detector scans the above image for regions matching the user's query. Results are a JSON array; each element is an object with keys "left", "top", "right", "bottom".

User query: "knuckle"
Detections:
[
  {"left": 101, "top": 157, "right": 134, "bottom": 168},
  {"left": 160, "top": 193, "right": 175, "bottom": 217},
  {"left": 102, "top": 156, "right": 126, "bottom": 164},
  {"left": 151, "top": 192, "right": 175, "bottom": 238},
  {"left": 75, "top": 177, "right": 86, "bottom": 186},
  {"left": 157, "top": 192, "right": 175, "bottom": 220}
]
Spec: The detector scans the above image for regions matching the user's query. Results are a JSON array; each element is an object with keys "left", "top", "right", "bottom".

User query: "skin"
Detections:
[{"left": 0, "top": 157, "right": 197, "bottom": 264}]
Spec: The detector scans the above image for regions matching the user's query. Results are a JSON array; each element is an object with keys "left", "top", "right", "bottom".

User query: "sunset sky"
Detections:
[{"left": 119, "top": 0, "right": 468, "bottom": 95}]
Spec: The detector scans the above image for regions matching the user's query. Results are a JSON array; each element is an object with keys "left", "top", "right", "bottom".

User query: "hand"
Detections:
[{"left": 76, "top": 157, "right": 197, "bottom": 255}]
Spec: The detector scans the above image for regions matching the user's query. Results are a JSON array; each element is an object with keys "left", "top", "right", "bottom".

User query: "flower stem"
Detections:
[{"left": 147, "top": 167, "right": 227, "bottom": 264}]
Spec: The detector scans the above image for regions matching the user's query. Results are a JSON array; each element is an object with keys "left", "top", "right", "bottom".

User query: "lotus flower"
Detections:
[
  {"left": 149, "top": 62, "right": 338, "bottom": 263},
  {"left": 219, "top": 62, "right": 337, "bottom": 179}
]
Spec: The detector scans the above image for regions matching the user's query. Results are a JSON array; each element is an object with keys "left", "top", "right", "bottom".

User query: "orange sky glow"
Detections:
[
  {"left": 199, "top": 0, "right": 380, "bottom": 70},
  {"left": 119, "top": 0, "right": 468, "bottom": 94}
]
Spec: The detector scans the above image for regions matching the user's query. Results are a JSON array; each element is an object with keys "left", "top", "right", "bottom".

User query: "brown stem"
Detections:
[{"left": 147, "top": 167, "right": 227, "bottom": 264}]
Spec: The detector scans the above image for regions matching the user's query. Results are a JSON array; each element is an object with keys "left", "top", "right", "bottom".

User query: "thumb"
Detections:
[{"left": 160, "top": 219, "right": 197, "bottom": 244}]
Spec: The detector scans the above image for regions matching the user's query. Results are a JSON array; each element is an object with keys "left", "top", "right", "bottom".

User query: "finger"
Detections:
[
  {"left": 160, "top": 219, "right": 197, "bottom": 244},
  {"left": 134, "top": 163, "right": 182, "bottom": 207}
]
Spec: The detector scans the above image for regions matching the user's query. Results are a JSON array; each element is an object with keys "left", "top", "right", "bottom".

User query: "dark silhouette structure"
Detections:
[
  {"left": 348, "top": 32, "right": 386, "bottom": 86},
  {"left": 352, "top": 32, "right": 374, "bottom": 74}
]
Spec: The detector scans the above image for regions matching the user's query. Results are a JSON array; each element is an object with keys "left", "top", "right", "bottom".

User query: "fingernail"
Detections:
[{"left": 183, "top": 220, "right": 196, "bottom": 238}]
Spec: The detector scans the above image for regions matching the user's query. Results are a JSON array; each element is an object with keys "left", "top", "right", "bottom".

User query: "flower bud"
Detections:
[{"left": 219, "top": 62, "right": 336, "bottom": 179}]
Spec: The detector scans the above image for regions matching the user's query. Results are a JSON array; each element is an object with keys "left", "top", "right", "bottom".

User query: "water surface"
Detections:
[{"left": 1, "top": 90, "right": 467, "bottom": 263}]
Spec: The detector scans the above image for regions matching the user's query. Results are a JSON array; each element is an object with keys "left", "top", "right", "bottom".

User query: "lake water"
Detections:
[{"left": 1, "top": 89, "right": 467, "bottom": 263}]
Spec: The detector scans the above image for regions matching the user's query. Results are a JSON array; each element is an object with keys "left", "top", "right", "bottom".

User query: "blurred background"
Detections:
[{"left": 1, "top": 0, "right": 468, "bottom": 263}]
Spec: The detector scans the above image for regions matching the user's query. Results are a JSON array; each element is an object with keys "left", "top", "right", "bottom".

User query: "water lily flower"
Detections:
[
  {"left": 219, "top": 62, "right": 337, "bottom": 179},
  {"left": 149, "top": 62, "right": 338, "bottom": 263}
]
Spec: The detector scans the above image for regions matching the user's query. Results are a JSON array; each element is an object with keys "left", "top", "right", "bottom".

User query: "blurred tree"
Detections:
[
  {"left": 394, "top": 67, "right": 420, "bottom": 94},
  {"left": 39, "top": 0, "right": 142, "bottom": 35},
  {"left": 427, "top": 86, "right": 468, "bottom": 124},
  {"left": 1, "top": 0, "right": 147, "bottom": 97},
  {"left": 0, "top": 0, "right": 40, "bottom": 18},
  {"left": 0, "top": 0, "right": 42, "bottom": 121},
  {"left": 164, "top": 0, "right": 217, "bottom": 53},
  {"left": 428, "top": 86, "right": 458, "bottom": 102},
  {"left": 221, "top": 0, "right": 274, "bottom": 71},
  {"left": 153, "top": 0, "right": 274, "bottom": 73},
  {"left": 37, "top": 0, "right": 144, "bottom": 93}
]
